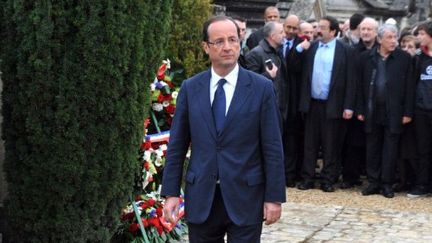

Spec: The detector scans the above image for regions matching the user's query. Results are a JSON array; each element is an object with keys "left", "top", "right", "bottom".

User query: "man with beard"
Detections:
[
  {"left": 298, "top": 16, "right": 355, "bottom": 192},
  {"left": 357, "top": 24, "right": 414, "bottom": 198}
]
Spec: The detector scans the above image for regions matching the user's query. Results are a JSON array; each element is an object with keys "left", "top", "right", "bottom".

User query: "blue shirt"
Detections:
[{"left": 311, "top": 39, "right": 336, "bottom": 100}]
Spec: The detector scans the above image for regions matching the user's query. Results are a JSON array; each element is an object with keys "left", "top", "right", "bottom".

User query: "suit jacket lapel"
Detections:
[
  {"left": 196, "top": 70, "right": 217, "bottom": 140},
  {"left": 219, "top": 68, "right": 252, "bottom": 137},
  {"left": 329, "top": 41, "right": 343, "bottom": 90}
]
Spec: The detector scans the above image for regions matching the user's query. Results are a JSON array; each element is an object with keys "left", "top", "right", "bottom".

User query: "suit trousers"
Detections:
[
  {"left": 187, "top": 185, "right": 263, "bottom": 243},
  {"left": 413, "top": 112, "right": 432, "bottom": 187},
  {"left": 283, "top": 114, "right": 304, "bottom": 182},
  {"left": 301, "top": 100, "right": 345, "bottom": 184},
  {"left": 341, "top": 119, "right": 366, "bottom": 183},
  {"left": 366, "top": 122, "right": 400, "bottom": 186}
]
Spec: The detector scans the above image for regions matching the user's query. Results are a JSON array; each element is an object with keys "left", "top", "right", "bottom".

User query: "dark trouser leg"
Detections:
[
  {"left": 284, "top": 115, "right": 304, "bottom": 183},
  {"left": 414, "top": 113, "right": 432, "bottom": 187},
  {"left": 284, "top": 118, "right": 299, "bottom": 182},
  {"left": 301, "top": 102, "right": 322, "bottom": 182},
  {"left": 366, "top": 123, "right": 384, "bottom": 186},
  {"left": 320, "top": 118, "right": 345, "bottom": 184},
  {"left": 380, "top": 128, "right": 400, "bottom": 186},
  {"left": 188, "top": 186, "right": 229, "bottom": 243},
  {"left": 226, "top": 222, "right": 262, "bottom": 243}
]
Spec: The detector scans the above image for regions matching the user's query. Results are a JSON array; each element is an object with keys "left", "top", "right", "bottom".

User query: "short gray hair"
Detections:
[
  {"left": 377, "top": 24, "right": 398, "bottom": 39},
  {"left": 263, "top": 22, "right": 277, "bottom": 38}
]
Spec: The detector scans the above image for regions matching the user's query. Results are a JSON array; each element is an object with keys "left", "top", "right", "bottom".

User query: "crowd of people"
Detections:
[
  {"left": 160, "top": 8, "right": 432, "bottom": 242},
  {"left": 235, "top": 6, "right": 432, "bottom": 199}
]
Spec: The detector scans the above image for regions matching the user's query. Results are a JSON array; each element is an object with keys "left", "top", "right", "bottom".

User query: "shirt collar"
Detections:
[
  {"left": 211, "top": 64, "right": 239, "bottom": 88},
  {"left": 319, "top": 38, "right": 336, "bottom": 48}
]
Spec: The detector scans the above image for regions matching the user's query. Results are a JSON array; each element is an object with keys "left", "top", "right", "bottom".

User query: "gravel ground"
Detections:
[{"left": 286, "top": 185, "right": 432, "bottom": 214}]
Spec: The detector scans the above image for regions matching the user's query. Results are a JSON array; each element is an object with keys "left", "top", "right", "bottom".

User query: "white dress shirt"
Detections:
[{"left": 210, "top": 64, "right": 239, "bottom": 115}]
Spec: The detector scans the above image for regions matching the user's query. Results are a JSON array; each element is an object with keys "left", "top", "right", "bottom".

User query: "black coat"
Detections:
[
  {"left": 246, "top": 27, "right": 265, "bottom": 50},
  {"left": 245, "top": 39, "right": 288, "bottom": 121},
  {"left": 356, "top": 47, "right": 415, "bottom": 134},
  {"left": 285, "top": 36, "right": 305, "bottom": 119},
  {"left": 299, "top": 39, "right": 355, "bottom": 119}
]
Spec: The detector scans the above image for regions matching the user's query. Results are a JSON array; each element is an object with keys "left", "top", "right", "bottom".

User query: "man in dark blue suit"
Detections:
[{"left": 161, "top": 16, "right": 286, "bottom": 243}]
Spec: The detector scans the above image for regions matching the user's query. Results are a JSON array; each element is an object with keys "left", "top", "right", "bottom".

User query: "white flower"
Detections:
[
  {"left": 143, "top": 150, "right": 152, "bottom": 161},
  {"left": 159, "top": 144, "right": 168, "bottom": 151},
  {"left": 152, "top": 103, "right": 163, "bottom": 112},
  {"left": 163, "top": 59, "right": 171, "bottom": 69},
  {"left": 171, "top": 91, "right": 178, "bottom": 99}
]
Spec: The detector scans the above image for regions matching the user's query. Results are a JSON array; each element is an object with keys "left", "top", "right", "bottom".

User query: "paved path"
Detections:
[
  {"left": 180, "top": 195, "right": 432, "bottom": 243},
  {"left": 261, "top": 202, "right": 432, "bottom": 242}
]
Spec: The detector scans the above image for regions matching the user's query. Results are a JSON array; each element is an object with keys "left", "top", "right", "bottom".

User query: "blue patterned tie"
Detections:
[{"left": 213, "top": 79, "right": 227, "bottom": 134}]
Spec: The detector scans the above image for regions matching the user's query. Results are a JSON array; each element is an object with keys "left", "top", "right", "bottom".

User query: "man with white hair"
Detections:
[
  {"left": 356, "top": 24, "right": 414, "bottom": 198},
  {"left": 340, "top": 17, "right": 379, "bottom": 189}
]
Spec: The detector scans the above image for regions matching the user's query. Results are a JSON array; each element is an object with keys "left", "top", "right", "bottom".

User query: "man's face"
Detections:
[
  {"left": 271, "top": 23, "right": 285, "bottom": 47},
  {"left": 234, "top": 20, "right": 247, "bottom": 41},
  {"left": 378, "top": 30, "right": 398, "bottom": 53},
  {"left": 284, "top": 16, "right": 299, "bottom": 40},
  {"left": 203, "top": 20, "right": 240, "bottom": 70},
  {"left": 310, "top": 21, "right": 319, "bottom": 37},
  {"left": 360, "top": 20, "right": 377, "bottom": 43},
  {"left": 265, "top": 9, "right": 280, "bottom": 23},
  {"left": 300, "top": 23, "right": 314, "bottom": 41},
  {"left": 417, "top": 30, "right": 432, "bottom": 48},
  {"left": 317, "top": 19, "right": 336, "bottom": 43}
]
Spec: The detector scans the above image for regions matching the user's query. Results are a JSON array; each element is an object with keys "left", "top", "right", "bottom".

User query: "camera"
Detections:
[{"left": 265, "top": 59, "right": 273, "bottom": 70}]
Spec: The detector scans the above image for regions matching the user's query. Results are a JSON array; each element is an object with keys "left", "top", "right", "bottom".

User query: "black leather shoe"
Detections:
[
  {"left": 382, "top": 186, "right": 394, "bottom": 198},
  {"left": 286, "top": 180, "right": 296, "bottom": 188},
  {"left": 361, "top": 185, "right": 380, "bottom": 196},
  {"left": 320, "top": 183, "right": 335, "bottom": 192},
  {"left": 297, "top": 181, "right": 314, "bottom": 190}
]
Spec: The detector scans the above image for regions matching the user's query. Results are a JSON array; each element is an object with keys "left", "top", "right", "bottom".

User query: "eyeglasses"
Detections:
[{"left": 207, "top": 37, "right": 239, "bottom": 48}]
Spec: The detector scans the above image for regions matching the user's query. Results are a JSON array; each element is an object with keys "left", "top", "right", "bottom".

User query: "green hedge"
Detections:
[
  {"left": 0, "top": 1, "right": 172, "bottom": 242},
  {"left": 167, "top": 0, "right": 212, "bottom": 78}
]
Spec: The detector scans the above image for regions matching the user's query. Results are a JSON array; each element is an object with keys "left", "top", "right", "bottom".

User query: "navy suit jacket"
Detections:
[{"left": 161, "top": 67, "right": 286, "bottom": 226}]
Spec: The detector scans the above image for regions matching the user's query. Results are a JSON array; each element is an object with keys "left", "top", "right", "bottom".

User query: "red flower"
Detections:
[
  {"left": 156, "top": 206, "right": 163, "bottom": 217},
  {"left": 144, "top": 161, "right": 150, "bottom": 171},
  {"left": 140, "top": 141, "right": 152, "bottom": 151},
  {"left": 165, "top": 104, "right": 175, "bottom": 114},
  {"left": 142, "top": 218, "right": 149, "bottom": 228},
  {"left": 129, "top": 223, "right": 140, "bottom": 234},
  {"left": 149, "top": 218, "right": 164, "bottom": 235},
  {"left": 157, "top": 63, "right": 167, "bottom": 80},
  {"left": 121, "top": 212, "right": 135, "bottom": 221},
  {"left": 157, "top": 93, "right": 172, "bottom": 103},
  {"left": 147, "top": 198, "right": 156, "bottom": 207}
]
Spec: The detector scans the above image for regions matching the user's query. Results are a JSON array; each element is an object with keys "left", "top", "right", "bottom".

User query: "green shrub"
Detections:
[
  {"left": 167, "top": 0, "right": 212, "bottom": 78},
  {"left": 0, "top": 1, "right": 172, "bottom": 242}
]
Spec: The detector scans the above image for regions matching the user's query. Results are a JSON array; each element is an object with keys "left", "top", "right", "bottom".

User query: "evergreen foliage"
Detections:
[
  {"left": 0, "top": 0, "right": 172, "bottom": 242},
  {"left": 167, "top": 0, "right": 212, "bottom": 78}
]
